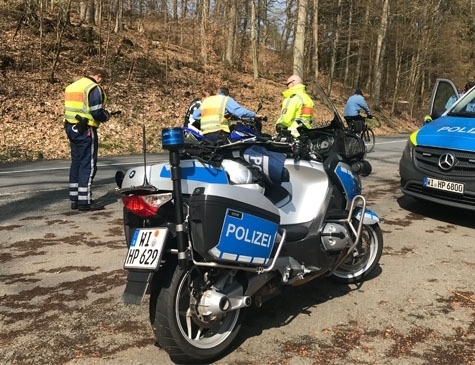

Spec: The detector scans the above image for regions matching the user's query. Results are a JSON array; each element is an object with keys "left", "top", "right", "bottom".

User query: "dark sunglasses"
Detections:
[{"left": 286, "top": 80, "right": 295, "bottom": 86}]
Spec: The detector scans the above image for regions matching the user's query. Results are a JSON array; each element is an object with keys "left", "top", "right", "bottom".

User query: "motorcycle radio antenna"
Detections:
[
  {"left": 142, "top": 124, "right": 148, "bottom": 185},
  {"left": 139, "top": 121, "right": 156, "bottom": 192}
]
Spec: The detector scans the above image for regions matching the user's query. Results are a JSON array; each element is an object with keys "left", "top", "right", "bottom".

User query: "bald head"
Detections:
[{"left": 286, "top": 74, "right": 303, "bottom": 88}]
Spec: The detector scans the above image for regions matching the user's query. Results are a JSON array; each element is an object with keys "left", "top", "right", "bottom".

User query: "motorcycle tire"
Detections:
[
  {"left": 150, "top": 264, "right": 244, "bottom": 364},
  {"left": 330, "top": 223, "right": 383, "bottom": 284}
]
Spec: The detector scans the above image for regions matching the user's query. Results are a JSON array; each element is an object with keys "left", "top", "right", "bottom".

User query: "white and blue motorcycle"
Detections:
[{"left": 115, "top": 87, "right": 382, "bottom": 364}]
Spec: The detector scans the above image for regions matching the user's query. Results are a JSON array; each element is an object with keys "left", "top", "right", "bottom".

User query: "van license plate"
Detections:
[{"left": 423, "top": 177, "right": 464, "bottom": 194}]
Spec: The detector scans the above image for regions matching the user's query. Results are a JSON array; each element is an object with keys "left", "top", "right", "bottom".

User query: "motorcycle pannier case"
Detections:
[{"left": 189, "top": 184, "right": 280, "bottom": 266}]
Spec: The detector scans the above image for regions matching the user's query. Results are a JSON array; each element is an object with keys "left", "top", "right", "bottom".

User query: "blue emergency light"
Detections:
[{"left": 162, "top": 127, "right": 185, "bottom": 150}]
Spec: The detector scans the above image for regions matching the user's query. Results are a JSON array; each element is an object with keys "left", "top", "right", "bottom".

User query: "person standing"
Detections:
[
  {"left": 64, "top": 67, "right": 111, "bottom": 211},
  {"left": 275, "top": 74, "right": 315, "bottom": 136},
  {"left": 343, "top": 88, "right": 373, "bottom": 132},
  {"left": 192, "top": 87, "right": 262, "bottom": 142}
]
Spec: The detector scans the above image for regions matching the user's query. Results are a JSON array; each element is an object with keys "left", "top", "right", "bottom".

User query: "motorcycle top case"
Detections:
[{"left": 189, "top": 184, "right": 280, "bottom": 266}]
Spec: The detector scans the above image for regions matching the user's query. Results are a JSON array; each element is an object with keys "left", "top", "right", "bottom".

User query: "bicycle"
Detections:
[{"left": 344, "top": 116, "right": 376, "bottom": 153}]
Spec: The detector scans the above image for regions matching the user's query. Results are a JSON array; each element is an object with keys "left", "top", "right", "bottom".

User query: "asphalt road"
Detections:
[{"left": 1, "top": 135, "right": 474, "bottom": 365}]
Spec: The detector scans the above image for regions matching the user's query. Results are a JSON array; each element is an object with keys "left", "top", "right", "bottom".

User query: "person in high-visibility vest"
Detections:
[
  {"left": 276, "top": 75, "right": 315, "bottom": 137},
  {"left": 192, "top": 87, "right": 264, "bottom": 142},
  {"left": 64, "top": 67, "right": 111, "bottom": 211}
]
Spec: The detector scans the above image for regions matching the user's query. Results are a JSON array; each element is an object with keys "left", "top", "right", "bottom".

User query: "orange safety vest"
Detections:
[
  {"left": 64, "top": 77, "right": 107, "bottom": 128},
  {"left": 200, "top": 95, "right": 230, "bottom": 134}
]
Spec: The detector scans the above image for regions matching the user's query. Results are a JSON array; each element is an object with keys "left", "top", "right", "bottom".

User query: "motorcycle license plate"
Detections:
[
  {"left": 423, "top": 177, "right": 464, "bottom": 194},
  {"left": 123, "top": 228, "right": 168, "bottom": 270}
]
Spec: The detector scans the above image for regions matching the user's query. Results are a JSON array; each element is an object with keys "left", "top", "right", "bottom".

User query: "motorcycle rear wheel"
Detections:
[
  {"left": 331, "top": 223, "right": 383, "bottom": 283},
  {"left": 151, "top": 265, "right": 244, "bottom": 364}
]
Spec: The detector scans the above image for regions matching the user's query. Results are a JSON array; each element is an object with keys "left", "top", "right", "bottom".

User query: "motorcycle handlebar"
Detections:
[{"left": 229, "top": 115, "right": 267, "bottom": 123}]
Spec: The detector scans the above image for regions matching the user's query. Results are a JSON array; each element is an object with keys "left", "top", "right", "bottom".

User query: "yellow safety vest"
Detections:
[
  {"left": 64, "top": 77, "right": 107, "bottom": 128},
  {"left": 276, "top": 84, "right": 314, "bottom": 135},
  {"left": 200, "top": 95, "right": 230, "bottom": 134}
]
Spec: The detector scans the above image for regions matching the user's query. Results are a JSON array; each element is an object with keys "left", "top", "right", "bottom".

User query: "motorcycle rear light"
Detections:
[{"left": 122, "top": 193, "right": 172, "bottom": 218}]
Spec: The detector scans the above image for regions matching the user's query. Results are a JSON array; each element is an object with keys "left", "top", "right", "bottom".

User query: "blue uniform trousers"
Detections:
[{"left": 65, "top": 123, "right": 98, "bottom": 206}]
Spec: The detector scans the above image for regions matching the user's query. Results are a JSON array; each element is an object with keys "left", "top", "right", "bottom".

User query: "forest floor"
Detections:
[{"left": 0, "top": 7, "right": 420, "bottom": 163}]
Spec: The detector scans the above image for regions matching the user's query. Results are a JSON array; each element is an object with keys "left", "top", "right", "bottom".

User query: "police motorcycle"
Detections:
[{"left": 115, "top": 93, "right": 382, "bottom": 364}]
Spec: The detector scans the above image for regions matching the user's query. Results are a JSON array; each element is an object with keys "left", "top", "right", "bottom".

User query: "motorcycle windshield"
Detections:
[{"left": 311, "top": 82, "right": 346, "bottom": 130}]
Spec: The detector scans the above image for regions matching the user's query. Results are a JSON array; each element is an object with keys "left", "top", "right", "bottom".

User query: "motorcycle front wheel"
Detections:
[
  {"left": 331, "top": 223, "right": 383, "bottom": 284},
  {"left": 150, "top": 264, "right": 244, "bottom": 364}
]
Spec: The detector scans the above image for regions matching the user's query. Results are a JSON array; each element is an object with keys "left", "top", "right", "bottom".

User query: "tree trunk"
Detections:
[
  {"left": 251, "top": 0, "right": 258, "bottom": 80},
  {"left": 94, "top": 0, "right": 101, "bottom": 26},
  {"left": 282, "top": 0, "right": 295, "bottom": 53},
  {"left": 50, "top": 0, "right": 73, "bottom": 83},
  {"left": 293, "top": 0, "right": 307, "bottom": 77},
  {"left": 114, "top": 0, "right": 123, "bottom": 33},
  {"left": 312, "top": 0, "right": 319, "bottom": 82},
  {"left": 343, "top": 0, "right": 353, "bottom": 86},
  {"left": 327, "top": 0, "right": 342, "bottom": 95},
  {"left": 355, "top": 2, "right": 370, "bottom": 88},
  {"left": 225, "top": 0, "right": 237, "bottom": 67},
  {"left": 200, "top": 0, "right": 209, "bottom": 65},
  {"left": 372, "top": 0, "right": 389, "bottom": 109}
]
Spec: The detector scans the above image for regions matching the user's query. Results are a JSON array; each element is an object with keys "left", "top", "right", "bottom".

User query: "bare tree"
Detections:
[
  {"left": 371, "top": 0, "right": 389, "bottom": 108},
  {"left": 50, "top": 0, "right": 73, "bottom": 83},
  {"left": 327, "top": 0, "right": 342, "bottom": 95},
  {"left": 114, "top": 0, "right": 123, "bottom": 33},
  {"left": 282, "top": 0, "right": 296, "bottom": 53},
  {"left": 79, "top": 0, "right": 95, "bottom": 24},
  {"left": 293, "top": 0, "right": 307, "bottom": 77},
  {"left": 312, "top": 0, "right": 319, "bottom": 82},
  {"left": 224, "top": 0, "right": 237, "bottom": 67},
  {"left": 343, "top": 0, "right": 353, "bottom": 86},
  {"left": 251, "top": 0, "right": 259, "bottom": 79},
  {"left": 200, "top": 0, "right": 209, "bottom": 65}
]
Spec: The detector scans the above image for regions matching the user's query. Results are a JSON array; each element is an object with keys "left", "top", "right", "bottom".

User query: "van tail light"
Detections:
[{"left": 122, "top": 193, "right": 173, "bottom": 218}]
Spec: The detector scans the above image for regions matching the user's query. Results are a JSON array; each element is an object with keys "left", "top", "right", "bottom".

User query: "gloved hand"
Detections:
[
  {"left": 75, "top": 114, "right": 89, "bottom": 134},
  {"left": 293, "top": 140, "right": 302, "bottom": 161},
  {"left": 367, "top": 114, "right": 373, "bottom": 119}
]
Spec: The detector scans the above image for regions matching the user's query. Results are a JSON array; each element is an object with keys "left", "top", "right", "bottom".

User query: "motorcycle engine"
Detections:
[{"left": 320, "top": 223, "right": 351, "bottom": 251}]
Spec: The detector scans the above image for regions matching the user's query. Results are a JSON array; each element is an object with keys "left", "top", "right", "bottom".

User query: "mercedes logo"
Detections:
[{"left": 438, "top": 153, "right": 456, "bottom": 171}]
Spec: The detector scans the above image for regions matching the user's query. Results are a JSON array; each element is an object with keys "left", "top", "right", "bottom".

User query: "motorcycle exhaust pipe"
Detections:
[
  {"left": 200, "top": 290, "right": 252, "bottom": 315},
  {"left": 219, "top": 296, "right": 231, "bottom": 312}
]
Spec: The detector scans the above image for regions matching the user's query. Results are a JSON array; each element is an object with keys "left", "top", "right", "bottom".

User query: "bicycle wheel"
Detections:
[{"left": 362, "top": 128, "right": 375, "bottom": 153}]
